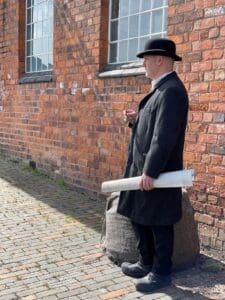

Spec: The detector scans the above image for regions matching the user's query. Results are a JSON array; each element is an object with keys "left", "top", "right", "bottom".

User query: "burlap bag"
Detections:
[{"left": 104, "top": 189, "right": 199, "bottom": 271}]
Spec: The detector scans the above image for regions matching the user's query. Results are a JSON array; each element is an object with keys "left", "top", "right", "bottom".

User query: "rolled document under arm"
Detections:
[{"left": 101, "top": 169, "right": 195, "bottom": 193}]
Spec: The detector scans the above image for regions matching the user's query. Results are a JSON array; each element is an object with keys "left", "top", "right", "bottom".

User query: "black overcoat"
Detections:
[{"left": 117, "top": 72, "right": 189, "bottom": 226}]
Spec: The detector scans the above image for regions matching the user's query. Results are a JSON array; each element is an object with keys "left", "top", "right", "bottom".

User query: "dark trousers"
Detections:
[{"left": 131, "top": 221, "right": 174, "bottom": 276}]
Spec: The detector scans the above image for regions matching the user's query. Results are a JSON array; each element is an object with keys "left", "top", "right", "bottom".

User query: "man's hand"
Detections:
[
  {"left": 123, "top": 109, "right": 137, "bottom": 124},
  {"left": 139, "top": 174, "right": 154, "bottom": 191}
]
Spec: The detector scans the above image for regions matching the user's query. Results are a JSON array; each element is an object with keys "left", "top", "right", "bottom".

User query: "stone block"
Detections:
[{"left": 104, "top": 189, "right": 200, "bottom": 271}]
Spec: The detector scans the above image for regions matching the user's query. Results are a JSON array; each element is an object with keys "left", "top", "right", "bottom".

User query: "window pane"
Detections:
[
  {"left": 119, "top": 17, "right": 128, "bottom": 39},
  {"left": 151, "top": 10, "right": 162, "bottom": 33},
  {"left": 110, "top": 20, "right": 118, "bottom": 41},
  {"left": 48, "top": 37, "right": 53, "bottom": 53},
  {"left": 32, "top": 56, "right": 37, "bottom": 72},
  {"left": 109, "top": 0, "right": 168, "bottom": 63},
  {"left": 139, "top": 36, "right": 149, "bottom": 51},
  {"left": 140, "top": 12, "right": 150, "bottom": 36},
  {"left": 27, "top": 8, "right": 32, "bottom": 24},
  {"left": 111, "top": 0, "right": 119, "bottom": 19},
  {"left": 43, "top": 20, "right": 49, "bottom": 36},
  {"left": 26, "top": 57, "right": 31, "bottom": 72},
  {"left": 33, "top": 6, "right": 38, "bottom": 22},
  {"left": 33, "top": 39, "right": 37, "bottom": 54},
  {"left": 151, "top": 33, "right": 162, "bottom": 39},
  {"left": 119, "top": 0, "right": 129, "bottom": 17},
  {"left": 152, "top": 0, "right": 163, "bottom": 8},
  {"left": 26, "top": 41, "right": 33, "bottom": 56},
  {"left": 130, "top": 0, "right": 140, "bottom": 14},
  {"left": 109, "top": 43, "right": 117, "bottom": 63},
  {"left": 27, "top": 24, "right": 34, "bottom": 40},
  {"left": 36, "top": 55, "right": 48, "bottom": 71},
  {"left": 118, "top": 40, "right": 128, "bottom": 62},
  {"left": 26, "top": 0, "right": 53, "bottom": 72},
  {"left": 34, "top": 39, "right": 43, "bottom": 54},
  {"left": 27, "top": 0, "right": 33, "bottom": 8},
  {"left": 42, "top": 37, "right": 48, "bottom": 53},
  {"left": 141, "top": 0, "right": 151, "bottom": 11},
  {"left": 128, "top": 38, "right": 138, "bottom": 61},
  {"left": 48, "top": 0, "right": 53, "bottom": 18},
  {"left": 163, "top": 9, "right": 168, "bottom": 31},
  {"left": 37, "top": 22, "right": 42, "bottom": 38},
  {"left": 37, "top": 56, "right": 42, "bottom": 71},
  {"left": 37, "top": 4, "right": 43, "bottom": 21},
  {"left": 49, "top": 18, "right": 53, "bottom": 36},
  {"left": 48, "top": 55, "right": 53, "bottom": 69},
  {"left": 33, "top": 23, "right": 37, "bottom": 38},
  {"left": 43, "top": 2, "right": 48, "bottom": 20},
  {"left": 129, "top": 15, "right": 139, "bottom": 38},
  {"left": 42, "top": 55, "right": 48, "bottom": 70}
]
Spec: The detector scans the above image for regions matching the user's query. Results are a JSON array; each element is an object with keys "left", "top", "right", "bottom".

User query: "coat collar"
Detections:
[
  {"left": 152, "top": 71, "right": 178, "bottom": 92},
  {"left": 133, "top": 71, "right": 179, "bottom": 130},
  {"left": 151, "top": 71, "right": 173, "bottom": 90},
  {"left": 139, "top": 71, "right": 178, "bottom": 107}
]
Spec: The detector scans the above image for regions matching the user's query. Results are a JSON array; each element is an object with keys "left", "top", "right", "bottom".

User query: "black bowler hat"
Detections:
[{"left": 136, "top": 37, "right": 182, "bottom": 61}]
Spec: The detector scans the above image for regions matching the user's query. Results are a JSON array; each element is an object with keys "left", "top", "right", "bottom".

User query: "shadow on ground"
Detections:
[
  {"left": 0, "top": 157, "right": 106, "bottom": 234},
  {"left": 172, "top": 254, "right": 225, "bottom": 299},
  {"left": 130, "top": 255, "right": 225, "bottom": 299}
]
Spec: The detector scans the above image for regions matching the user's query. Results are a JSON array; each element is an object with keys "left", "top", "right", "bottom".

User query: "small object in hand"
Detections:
[
  {"left": 123, "top": 109, "right": 128, "bottom": 123},
  {"left": 123, "top": 114, "right": 128, "bottom": 123}
]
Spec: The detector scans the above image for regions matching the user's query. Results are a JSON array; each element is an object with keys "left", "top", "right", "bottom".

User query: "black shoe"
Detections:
[
  {"left": 136, "top": 272, "right": 171, "bottom": 293},
  {"left": 121, "top": 262, "right": 152, "bottom": 279}
]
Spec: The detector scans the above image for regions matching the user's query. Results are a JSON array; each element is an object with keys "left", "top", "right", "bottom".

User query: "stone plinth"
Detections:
[{"left": 105, "top": 189, "right": 200, "bottom": 271}]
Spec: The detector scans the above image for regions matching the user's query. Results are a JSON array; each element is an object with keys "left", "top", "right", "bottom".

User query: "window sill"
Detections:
[
  {"left": 19, "top": 71, "right": 54, "bottom": 84},
  {"left": 99, "top": 61, "right": 145, "bottom": 78}
]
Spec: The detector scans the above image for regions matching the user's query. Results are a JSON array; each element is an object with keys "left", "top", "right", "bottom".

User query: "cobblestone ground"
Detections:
[{"left": 0, "top": 156, "right": 224, "bottom": 300}]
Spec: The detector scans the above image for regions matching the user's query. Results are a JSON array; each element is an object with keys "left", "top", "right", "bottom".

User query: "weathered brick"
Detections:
[
  {"left": 202, "top": 112, "right": 213, "bottom": 122},
  {"left": 215, "top": 220, "right": 225, "bottom": 229},
  {"left": 195, "top": 212, "right": 214, "bottom": 225},
  {"left": 207, "top": 194, "right": 218, "bottom": 204},
  {"left": 198, "top": 133, "right": 217, "bottom": 144},
  {"left": 100, "top": 289, "right": 131, "bottom": 300},
  {"left": 215, "top": 175, "right": 225, "bottom": 185},
  {"left": 213, "top": 112, "right": 225, "bottom": 123},
  {"left": 206, "top": 204, "right": 224, "bottom": 217},
  {"left": 194, "top": 18, "right": 215, "bottom": 30}
]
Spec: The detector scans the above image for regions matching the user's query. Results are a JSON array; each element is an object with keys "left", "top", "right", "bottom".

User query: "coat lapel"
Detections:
[
  {"left": 133, "top": 72, "right": 178, "bottom": 133},
  {"left": 132, "top": 91, "right": 154, "bottom": 132}
]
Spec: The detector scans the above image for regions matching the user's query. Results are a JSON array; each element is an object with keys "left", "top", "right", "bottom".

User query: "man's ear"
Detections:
[{"left": 156, "top": 56, "right": 163, "bottom": 66}]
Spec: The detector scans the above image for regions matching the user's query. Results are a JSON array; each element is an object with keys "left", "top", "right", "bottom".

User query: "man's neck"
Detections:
[
  {"left": 152, "top": 68, "right": 173, "bottom": 81},
  {"left": 151, "top": 71, "right": 174, "bottom": 90}
]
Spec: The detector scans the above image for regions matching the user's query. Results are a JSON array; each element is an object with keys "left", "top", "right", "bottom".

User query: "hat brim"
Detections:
[{"left": 136, "top": 49, "right": 182, "bottom": 61}]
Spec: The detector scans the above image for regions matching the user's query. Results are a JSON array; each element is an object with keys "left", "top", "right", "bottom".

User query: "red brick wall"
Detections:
[
  {"left": 0, "top": 0, "right": 224, "bottom": 258},
  {"left": 169, "top": 0, "right": 225, "bottom": 258}
]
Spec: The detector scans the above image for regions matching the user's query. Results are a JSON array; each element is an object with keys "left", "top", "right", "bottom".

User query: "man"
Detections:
[{"left": 117, "top": 38, "right": 189, "bottom": 293}]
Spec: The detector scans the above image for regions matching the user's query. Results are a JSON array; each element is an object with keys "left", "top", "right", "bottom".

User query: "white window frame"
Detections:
[
  {"left": 108, "top": 0, "right": 168, "bottom": 64},
  {"left": 25, "top": 0, "right": 54, "bottom": 73}
]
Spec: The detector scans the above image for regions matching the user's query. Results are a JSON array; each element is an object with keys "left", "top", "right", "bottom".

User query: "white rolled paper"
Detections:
[{"left": 101, "top": 169, "right": 195, "bottom": 193}]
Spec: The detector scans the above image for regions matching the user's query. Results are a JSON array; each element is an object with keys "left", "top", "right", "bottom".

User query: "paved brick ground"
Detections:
[{"left": 0, "top": 156, "right": 224, "bottom": 300}]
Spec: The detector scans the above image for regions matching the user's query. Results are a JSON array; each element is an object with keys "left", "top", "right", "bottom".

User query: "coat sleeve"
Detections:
[{"left": 143, "top": 87, "right": 188, "bottom": 178}]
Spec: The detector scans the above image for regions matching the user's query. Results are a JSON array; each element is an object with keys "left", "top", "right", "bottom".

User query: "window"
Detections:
[
  {"left": 26, "top": 0, "right": 53, "bottom": 73},
  {"left": 109, "top": 0, "right": 168, "bottom": 64}
]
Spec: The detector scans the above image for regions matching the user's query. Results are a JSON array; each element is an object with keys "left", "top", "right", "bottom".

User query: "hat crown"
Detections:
[
  {"left": 136, "top": 37, "right": 182, "bottom": 61},
  {"left": 144, "top": 38, "right": 176, "bottom": 54}
]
